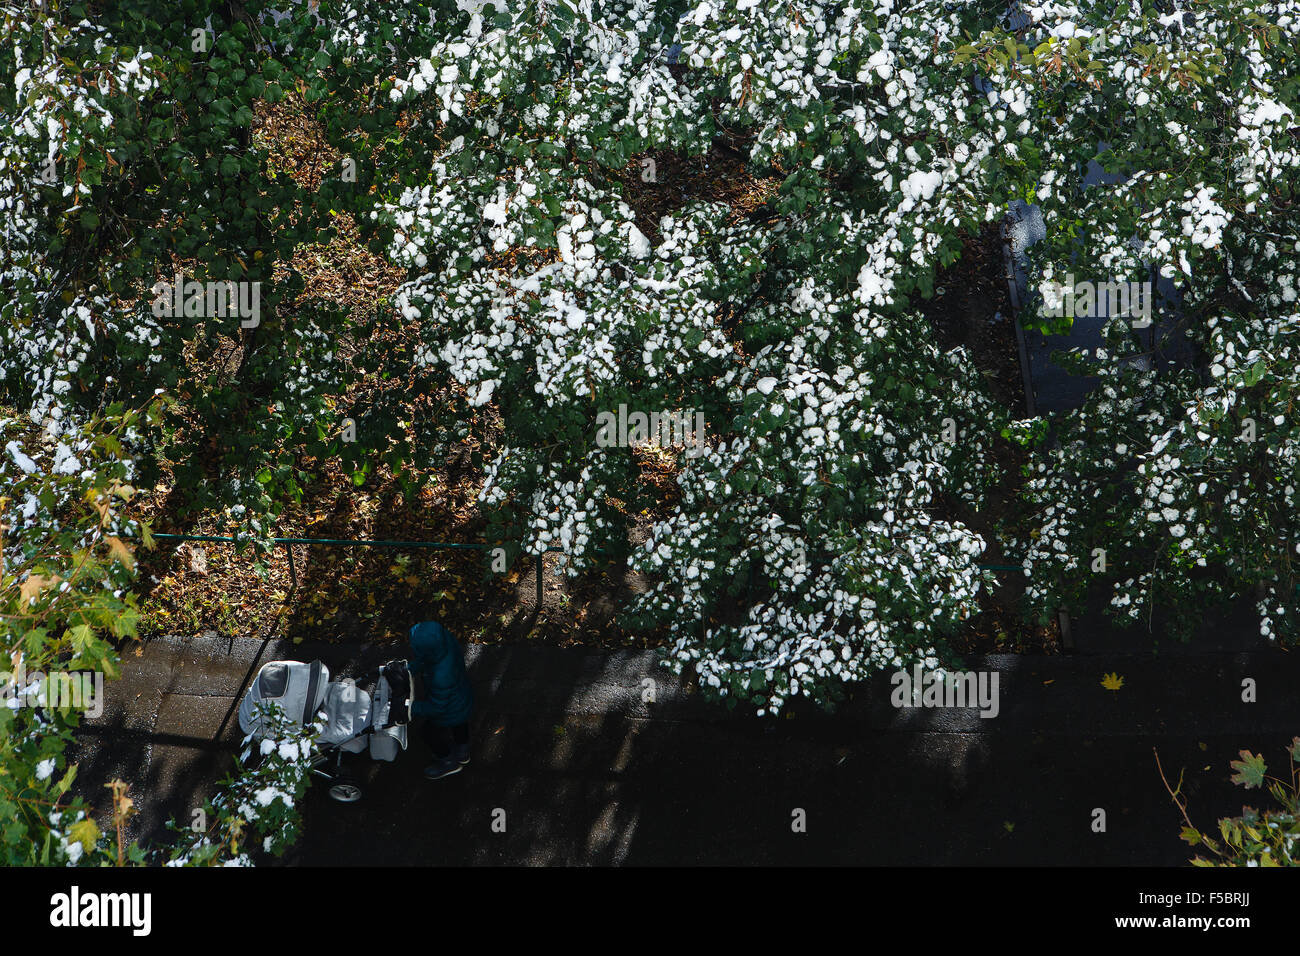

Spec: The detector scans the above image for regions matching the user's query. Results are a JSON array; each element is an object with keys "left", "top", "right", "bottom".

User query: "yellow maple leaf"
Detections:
[
  {"left": 1101, "top": 672, "right": 1125, "bottom": 692},
  {"left": 19, "top": 574, "right": 60, "bottom": 606},
  {"left": 105, "top": 535, "right": 135, "bottom": 569}
]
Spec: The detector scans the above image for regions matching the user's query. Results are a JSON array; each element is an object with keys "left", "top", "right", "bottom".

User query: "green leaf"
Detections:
[
  {"left": 68, "top": 818, "right": 100, "bottom": 852},
  {"left": 68, "top": 624, "right": 96, "bottom": 655},
  {"left": 1229, "top": 750, "right": 1267, "bottom": 789}
]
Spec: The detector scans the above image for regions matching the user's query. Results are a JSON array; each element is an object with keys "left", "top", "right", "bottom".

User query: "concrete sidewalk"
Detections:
[{"left": 71, "top": 633, "right": 1300, "bottom": 864}]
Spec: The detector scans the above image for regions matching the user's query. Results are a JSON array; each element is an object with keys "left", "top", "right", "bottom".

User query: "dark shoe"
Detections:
[
  {"left": 423, "top": 756, "right": 462, "bottom": 780},
  {"left": 452, "top": 743, "right": 470, "bottom": 766}
]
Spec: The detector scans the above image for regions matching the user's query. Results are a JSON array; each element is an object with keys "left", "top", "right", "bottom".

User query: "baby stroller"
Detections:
[{"left": 238, "top": 657, "right": 412, "bottom": 803}]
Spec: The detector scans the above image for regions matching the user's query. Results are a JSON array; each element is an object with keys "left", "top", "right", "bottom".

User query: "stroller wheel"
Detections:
[{"left": 328, "top": 780, "right": 363, "bottom": 803}]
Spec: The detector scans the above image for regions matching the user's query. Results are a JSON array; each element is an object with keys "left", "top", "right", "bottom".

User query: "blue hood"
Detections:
[{"left": 408, "top": 621, "right": 473, "bottom": 726}]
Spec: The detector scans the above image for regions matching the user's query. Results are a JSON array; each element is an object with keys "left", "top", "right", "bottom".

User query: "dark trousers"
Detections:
[{"left": 422, "top": 720, "right": 469, "bottom": 759}]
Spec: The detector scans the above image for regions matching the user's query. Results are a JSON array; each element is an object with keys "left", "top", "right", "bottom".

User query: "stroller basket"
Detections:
[{"left": 238, "top": 657, "right": 412, "bottom": 802}]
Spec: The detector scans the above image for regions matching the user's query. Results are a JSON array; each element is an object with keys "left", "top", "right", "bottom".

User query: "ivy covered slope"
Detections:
[{"left": 976, "top": 1, "right": 1300, "bottom": 642}]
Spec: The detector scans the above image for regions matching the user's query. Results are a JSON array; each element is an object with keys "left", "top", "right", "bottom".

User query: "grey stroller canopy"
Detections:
[{"left": 239, "top": 658, "right": 412, "bottom": 763}]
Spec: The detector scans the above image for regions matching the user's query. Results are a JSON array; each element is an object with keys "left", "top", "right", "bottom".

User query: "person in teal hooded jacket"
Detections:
[{"left": 409, "top": 620, "right": 473, "bottom": 780}]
